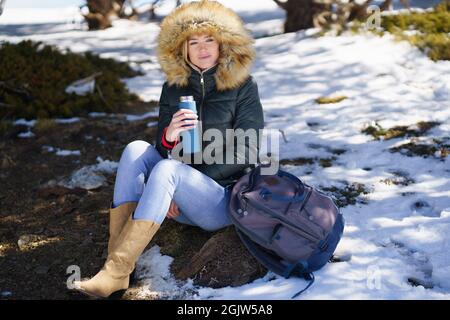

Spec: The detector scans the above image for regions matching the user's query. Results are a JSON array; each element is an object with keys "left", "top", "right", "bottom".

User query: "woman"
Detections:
[{"left": 73, "top": 0, "right": 264, "bottom": 298}]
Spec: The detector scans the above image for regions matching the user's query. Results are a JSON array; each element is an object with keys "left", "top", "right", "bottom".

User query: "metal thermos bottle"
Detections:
[{"left": 178, "top": 96, "right": 201, "bottom": 153}]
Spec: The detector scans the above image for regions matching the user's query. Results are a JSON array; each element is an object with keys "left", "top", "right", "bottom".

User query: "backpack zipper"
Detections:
[
  {"left": 241, "top": 195, "right": 321, "bottom": 243},
  {"left": 299, "top": 188, "right": 313, "bottom": 212}
]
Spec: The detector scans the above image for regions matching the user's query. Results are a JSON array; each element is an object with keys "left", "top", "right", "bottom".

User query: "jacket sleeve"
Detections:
[
  {"left": 155, "top": 82, "right": 175, "bottom": 159},
  {"left": 197, "top": 77, "right": 265, "bottom": 180}
]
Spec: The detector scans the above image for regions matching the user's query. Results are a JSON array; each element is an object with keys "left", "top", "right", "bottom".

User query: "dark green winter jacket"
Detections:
[{"left": 155, "top": 65, "right": 264, "bottom": 188}]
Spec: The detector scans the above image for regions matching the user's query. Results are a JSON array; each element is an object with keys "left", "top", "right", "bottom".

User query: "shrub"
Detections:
[{"left": 0, "top": 40, "right": 142, "bottom": 120}]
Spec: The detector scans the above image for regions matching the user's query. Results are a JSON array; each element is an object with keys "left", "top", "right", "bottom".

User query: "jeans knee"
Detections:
[
  {"left": 149, "top": 159, "right": 182, "bottom": 186},
  {"left": 123, "top": 140, "right": 151, "bottom": 157},
  {"left": 152, "top": 159, "right": 180, "bottom": 175},
  {"left": 125, "top": 140, "right": 150, "bottom": 152}
]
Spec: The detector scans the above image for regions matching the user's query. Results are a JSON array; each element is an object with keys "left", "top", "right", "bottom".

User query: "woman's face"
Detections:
[{"left": 187, "top": 34, "right": 219, "bottom": 71}]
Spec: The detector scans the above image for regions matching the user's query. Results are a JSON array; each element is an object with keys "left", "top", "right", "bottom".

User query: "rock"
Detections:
[
  {"left": 175, "top": 227, "right": 266, "bottom": 288},
  {"left": 0, "top": 155, "right": 15, "bottom": 170},
  {"left": 17, "top": 234, "right": 44, "bottom": 251}
]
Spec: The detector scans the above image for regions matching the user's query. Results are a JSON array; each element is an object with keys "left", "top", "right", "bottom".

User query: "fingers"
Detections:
[
  {"left": 175, "top": 108, "right": 197, "bottom": 115},
  {"left": 167, "top": 209, "right": 180, "bottom": 219},
  {"left": 173, "top": 109, "right": 198, "bottom": 119},
  {"left": 167, "top": 200, "right": 181, "bottom": 219},
  {"left": 172, "top": 112, "right": 198, "bottom": 123},
  {"left": 174, "top": 119, "right": 198, "bottom": 128},
  {"left": 173, "top": 202, "right": 180, "bottom": 214}
]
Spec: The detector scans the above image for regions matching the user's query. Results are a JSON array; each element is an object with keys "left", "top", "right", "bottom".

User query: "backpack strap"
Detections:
[
  {"left": 244, "top": 163, "right": 271, "bottom": 193},
  {"left": 235, "top": 228, "right": 317, "bottom": 298},
  {"left": 260, "top": 187, "right": 308, "bottom": 203},
  {"left": 291, "top": 273, "right": 315, "bottom": 299},
  {"left": 260, "top": 170, "right": 308, "bottom": 202},
  {"left": 246, "top": 164, "right": 261, "bottom": 191}
]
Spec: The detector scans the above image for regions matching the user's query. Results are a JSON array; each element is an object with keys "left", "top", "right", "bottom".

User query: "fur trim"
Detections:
[{"left": 157, "top": 0, "right": 255, "bottom": 91}]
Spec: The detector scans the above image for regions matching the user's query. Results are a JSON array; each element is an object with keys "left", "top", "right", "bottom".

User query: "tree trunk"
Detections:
[
  {"left": 84, "top": 0, "right": 126, "bottom": 30},
  {"left": 0, "top": 0, "right": 6, "bottom": 16},
  {"left": 348, "top": 0, "right": 373, "bottom": 21},
  {"left": 274, "top": 0, "right": 331, "bottom": 33}
]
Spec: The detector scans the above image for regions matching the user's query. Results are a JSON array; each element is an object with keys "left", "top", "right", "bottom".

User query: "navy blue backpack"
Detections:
[{"left": 228, "top": 164, "right": 345, "bottom": 298}]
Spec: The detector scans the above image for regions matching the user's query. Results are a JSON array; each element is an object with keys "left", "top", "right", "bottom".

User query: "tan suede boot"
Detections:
[
  {"left": 73, "top": 218, "right": 160, "bottom": 298},
  {"left": 108, "top": 202, "right": 137, "bottom": 253}
]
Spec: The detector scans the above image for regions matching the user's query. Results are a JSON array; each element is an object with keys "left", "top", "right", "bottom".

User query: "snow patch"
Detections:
[
  {"left": 58, "top": 156, "right": 118, "bottom": 190},
  {"left": 134, "top": 246, "right": 197, "bottom": 300}
]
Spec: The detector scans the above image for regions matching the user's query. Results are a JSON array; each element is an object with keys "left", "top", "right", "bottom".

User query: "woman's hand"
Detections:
[
  {"left": 167, "top": 200, "right": 180, "bottom": 219},
  {"left": 165, "top": 109, "right": 198, "bottom": 143}
]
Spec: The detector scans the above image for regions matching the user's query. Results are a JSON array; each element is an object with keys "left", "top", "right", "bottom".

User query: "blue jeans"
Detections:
[{"left": 112, "top": 140, "right": 232, "bottom": 231}]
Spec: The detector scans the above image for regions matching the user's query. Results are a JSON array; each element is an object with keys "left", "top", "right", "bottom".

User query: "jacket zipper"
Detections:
[
  {"left": 241, "top": 195, "right": 321, "bottom": 243},
  {"left": 199, "top": 73, "right": 205, "bottom": 150}
]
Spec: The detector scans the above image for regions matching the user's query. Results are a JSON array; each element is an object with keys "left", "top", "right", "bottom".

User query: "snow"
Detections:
[
  {"left": 58, "top": 157, "right": 119, "bottom": 190},
  {"left": 55, "top": 117, "right": 80, "bottom": 124},
  {"left": 43, "top": 145, "right": 81, "bottom": 156},
  {"left": 126, "top": 110, "right": 159, "bottom": 122},
  {"left": 88, "top": 112, "right": 108, "bottom": 118},
  {"left": 13, "top": 119, "right": 36, "bottom": 127},
  {"left": 55, "top": 149, "right": 81, "bottom": 156},
  {"left": 17, "top": 130, "right": 35, "bottom": 138},
  {"left": 1, "top": 0, "right": 449, "bottom": 300},
  {"left": 65, "top": 78, "right": 96, "bottom": 96}
]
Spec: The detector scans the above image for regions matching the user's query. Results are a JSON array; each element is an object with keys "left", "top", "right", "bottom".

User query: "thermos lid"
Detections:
[{"left": 180, "top": 96, "right": 194, "bottom": 102}]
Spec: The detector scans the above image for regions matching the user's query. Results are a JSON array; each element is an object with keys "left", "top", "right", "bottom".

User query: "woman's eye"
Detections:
[
  {"left": 189, "top": 41, "right": 198, "bottom": 46},
  {"left": 206, "top": 38, "right": 214, "bottom": 42}
]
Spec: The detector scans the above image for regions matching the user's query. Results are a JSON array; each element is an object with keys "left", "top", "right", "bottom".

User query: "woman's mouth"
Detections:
[{"left": 199, "top": 55, "right": 211, "bottom": 60}]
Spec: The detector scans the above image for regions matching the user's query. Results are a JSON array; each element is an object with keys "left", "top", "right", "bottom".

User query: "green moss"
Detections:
[
  {"left": 390, "top": 142, "right": 438, "bottom": 157},
  {"left": 382, "top": 1, "right": 449, "bottom": 61},
  {"left": 319, "top": 158, "right": 334, "bottom": 168},
  {"left": 380, "top": 170, "right": 415, "bottom": 186},
  {"left": 321, "top": 182, "right": 371, "bottom": 208},
  {"left": 362, "top": 123, "right": 387, "bottom": 140},
  {"left": 315, "top": 95, "right": 348, "bottom": 104},
  {"left": 362, "top": 121, "right": 440, "bottom": 140},
  {"left": 350, "top": 1, "right": 450, "bottom": 61},
  {"left": 280, "top": 155, "right": 340, "bottom": 168},
  {"left": 280, "top": 157, "right": 315, "bottom": 166},
  {"left": 408, "top": 33, "right": 450, "bottom": 61},
  {"left": 390, "top": 137, "right": 449, "bottom": 158},
  {"left": 382, "top": 2, "right": 450, "bottom": 35},
  {"left": 0, "top": 40, "right": 142, "bottom": 120},
  {"left": 331, "top": 148, "right": 347, "bottom": 155}
]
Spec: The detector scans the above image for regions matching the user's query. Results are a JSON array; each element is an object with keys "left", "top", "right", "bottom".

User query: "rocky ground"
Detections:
[
  {"left": 0, "top": 98, "right": 393, "bottom": 300},
  {"left": 0, "top": 101, "right": 268, "bottom": 300}
]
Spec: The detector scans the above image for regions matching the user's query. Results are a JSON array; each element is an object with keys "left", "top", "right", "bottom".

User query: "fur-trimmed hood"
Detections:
[{"left": 157, "top": 0, "right": 255, "bottom": 91}]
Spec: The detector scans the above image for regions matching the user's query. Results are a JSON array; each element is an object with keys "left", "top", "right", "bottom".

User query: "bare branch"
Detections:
[{"left": 273, "top": 0, "right": 287, "bottom": 10}]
